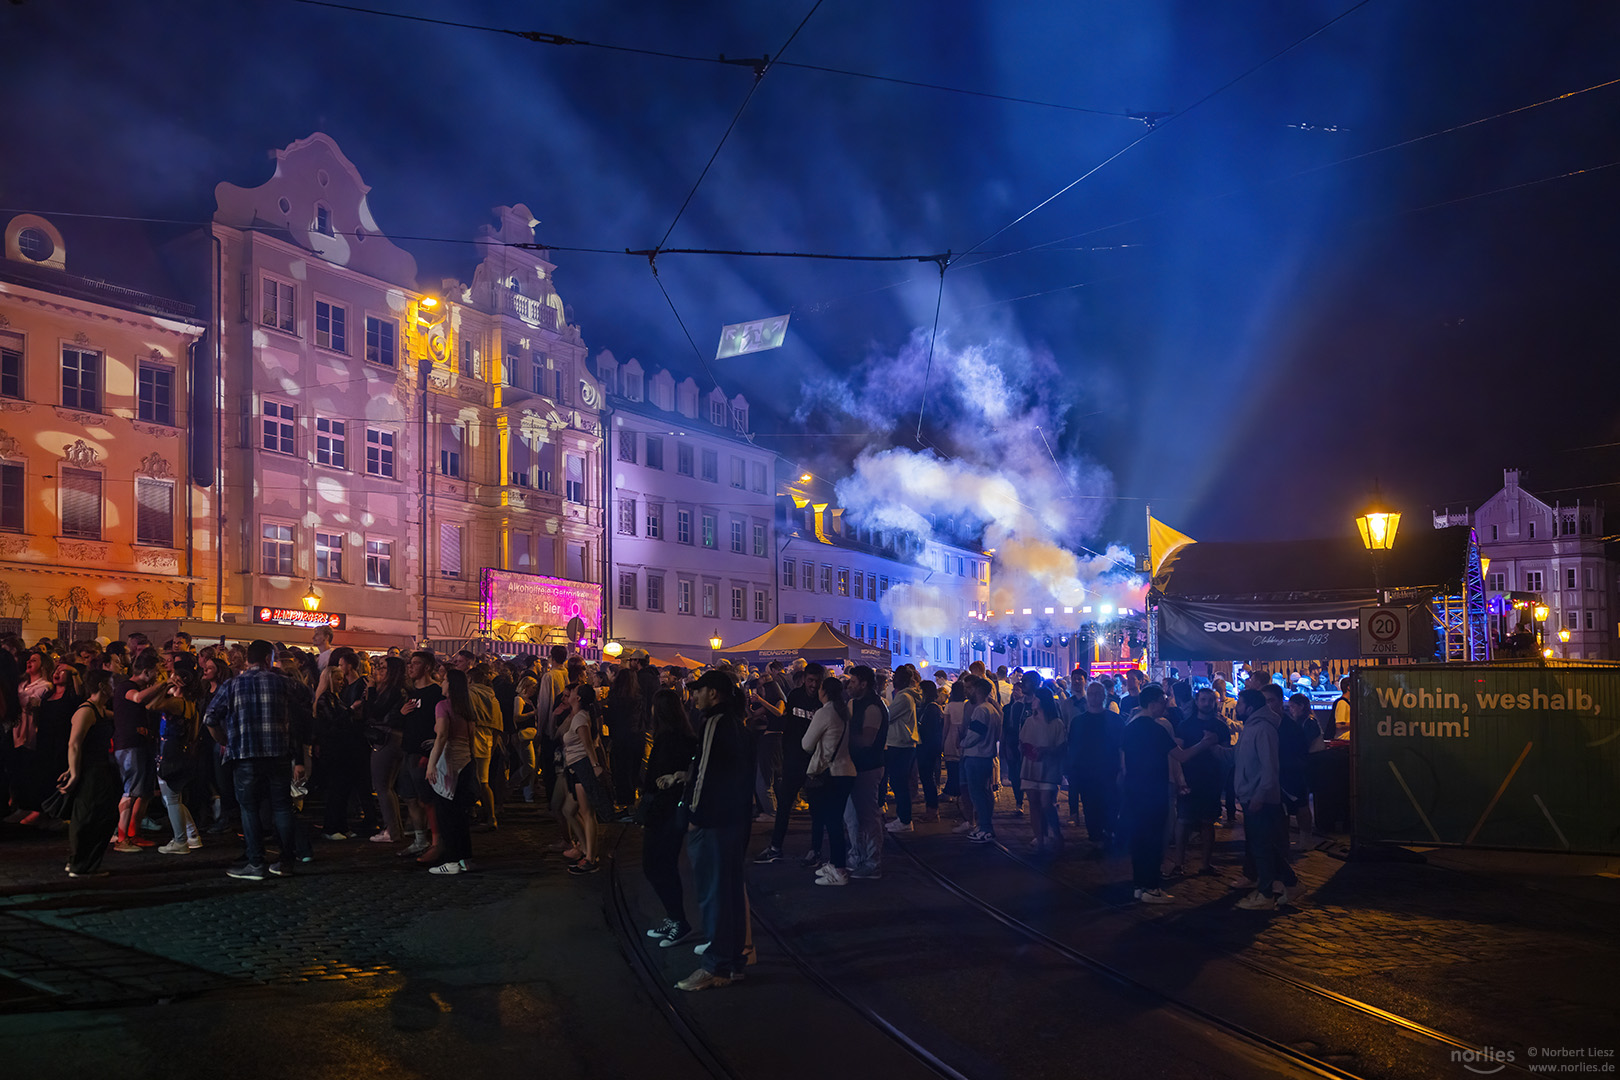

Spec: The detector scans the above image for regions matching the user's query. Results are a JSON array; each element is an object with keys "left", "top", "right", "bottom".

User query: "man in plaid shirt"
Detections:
[{"left": 204, "top": 639, "right": 313, "bottom": 881}]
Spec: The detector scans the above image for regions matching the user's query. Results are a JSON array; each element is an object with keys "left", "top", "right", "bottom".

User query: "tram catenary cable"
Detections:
[
  {"left": 283, "top": 0, "right": 1142, "bottom": 120},
  {"left": 957, "top": 0, "right": 1377, "bottom": 260}
]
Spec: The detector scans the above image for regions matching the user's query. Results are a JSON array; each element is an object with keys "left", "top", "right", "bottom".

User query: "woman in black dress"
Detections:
[
  {"left": 60, "top": 670, "right": 118, "bottom": 877},
  {"left": 33, "top": 663, "right": 82, "bottom": 818}
]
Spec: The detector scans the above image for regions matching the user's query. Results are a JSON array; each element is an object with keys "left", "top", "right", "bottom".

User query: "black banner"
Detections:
[{"left": 1157, "top": 598, "right": 1365, "bottom": 660}]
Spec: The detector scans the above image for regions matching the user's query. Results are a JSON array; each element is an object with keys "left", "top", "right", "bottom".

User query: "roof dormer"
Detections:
[{"left": 4, "top": 214, "right": 66, "bottom": 271}]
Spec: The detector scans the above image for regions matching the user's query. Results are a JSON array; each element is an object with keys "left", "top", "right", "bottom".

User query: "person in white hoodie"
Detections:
[
  {"left": 1233, "top": 688, "right": 1290, "bottom": 910},
  {"left": 803, "top": 676, "right": 857, "bottom": 885}
]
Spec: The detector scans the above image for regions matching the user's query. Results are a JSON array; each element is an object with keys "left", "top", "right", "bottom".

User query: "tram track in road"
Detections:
[
  {"left": 602, "top": 824, "right": 964, "bottom": 1080},
  {"left": 889, "top": 831, "right": 1538, "bottom": 1079}
]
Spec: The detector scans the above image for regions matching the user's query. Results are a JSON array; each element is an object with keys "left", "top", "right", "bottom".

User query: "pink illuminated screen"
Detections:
[{"left": 480, "top": 568, "right": 601, "bottom": 633}]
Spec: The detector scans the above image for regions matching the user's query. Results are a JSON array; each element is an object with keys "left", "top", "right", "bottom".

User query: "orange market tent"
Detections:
[{"left": 716, "top": 621, "right": 892, "bottom": 669}]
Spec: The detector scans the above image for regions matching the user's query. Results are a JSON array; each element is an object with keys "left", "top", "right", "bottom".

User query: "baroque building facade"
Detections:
[{"left": 0, "top": 212, "right": 209, "bottom": 642}]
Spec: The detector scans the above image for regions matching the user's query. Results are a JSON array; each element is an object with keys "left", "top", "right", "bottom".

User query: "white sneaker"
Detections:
[
  {"left": 405, "top": 837, "right": 430, "bottom": 855},
  {"left": 186, "top": 835, "right": 203, "bottom": 850},
  {"left": 693, "top": 940, "right": 711, "bottom": 956},
  {"left": 1138, "top": 888, "right": 1175, "bottom": 905},
  {"left": 952, "top": 821, "right": 976, "bottom": 834},
  {"left": 884, "top": 820, "right": 913, "bottom": 833},
  {"left": 1236, "top": 891, "right": 1276, "bottom": 910},
  {"left": 815, "top": 866, "right": 849, "bottom": 886},
  {"left": 158, "top": 839, "right": 191, "bottom": 855},
  {"left": 368, "top": 830, "right": 397, "bottom": 844}
]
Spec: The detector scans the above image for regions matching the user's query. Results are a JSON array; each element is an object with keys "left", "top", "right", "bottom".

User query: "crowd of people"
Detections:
[{"left": 0, "top": 629, "right": 1349, "bottom": 992}]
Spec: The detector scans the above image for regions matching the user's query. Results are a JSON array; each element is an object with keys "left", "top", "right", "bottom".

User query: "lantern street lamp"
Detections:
[
  {"left": 709, "top": 628, "right": 723, "bottom": 666},
  {"left": 603, "top": 640, "right": 624, "bottom": 660},
  {"left": 301, "top": 584, "right": 321, "bottom": 613},
  {"left": 1534, "top": 603, "right": 1549, "bottom": 656},
  {"left": 1558, "top": 627, "right": 1570, "bottom": 658},
  {"left": 1357, "top": 498, "right": 1401, "bottom": 604}
]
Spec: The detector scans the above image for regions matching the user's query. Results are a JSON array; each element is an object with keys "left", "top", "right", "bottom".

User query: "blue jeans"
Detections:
[
  {"left": 963, "top": 756, "right": 995, "bottom": 835},
  {"left": 688, "top": 822, "right": 749, "bottom": 976},
  {"left": 232, "top": 757, "right": 297, "bottom": 868}
]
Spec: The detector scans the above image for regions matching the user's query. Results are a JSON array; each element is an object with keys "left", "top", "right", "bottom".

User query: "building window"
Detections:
[
  {"left": 783, "top": 614, "right": 797, "bottom": 624},
  {"left": 752, "top": 522, "right": 766, "bottom": 557},
  {"left": 701, "top": 449, "right": 718, "bottom": 483},
  {"left": 365, "top": 428, "right": 395, "bottom": 477},
  {"left": 856, "top": 622, "right": 865, "bottom": 640},
  {"left": 440, "top": 424, "right": 462, "bottom": 478},
  {"left": 618, "top": 496, "right": 637, "bottom": 535},
  {"left": 567, "top": 542, "right": 587, "bottom": 581},
  {"left": 645, "top": 437, "right": 664, "bottom": 470},
  {"left": 0, "top": 331, "right": 21, "bottom": 398},
  {"left": 61, "top": 347, "right": 100, "bottom": 412},
  {"left": 731, "top": 457, "right": 745, "bottom": 489},
  {"left": 750, "top": 462, "right": 766, "bottom": 493},
  {"left": 703, "top": 583, "right": 717, "bottom": 618},
  {"left": 678, "top": 579, "right": 693, "bottom": 615},
  {"left": 1585, "top": 567, "right": 1596, "bottom": 590},
  {"left": 137, "top": 364, "right": 174, "bottom": 425},
  {"left": 677, "top": 508, "right": 692, "bottom": 545},
  {"left": 879, "top": 575, "right": 890, "bottom": 598},
  {"left": 677, "top": 443, "right": 694, "bottom": 477},
  {"left": 0, "top": 462, "right": 22, "bottom": 532},
  {"left": 503, "top": 341, "right": 521, "bottom": 386},
  {"left": 439, "top": 522, "right": 462, "bottom": 579},
  {"left": 316, "top": 417, "right": 347, "bottom": 469},
  {"left": 261, "top": 522, "right": 293, "bottom": 575},
  {"left": 730, "top": 519, "right": 744, "bottom": 554},
  {"left": 801, "top": 563, "right": 814, "bottom": 592},
  {"left": 646, "top": 503, "right": 662, "bottom": 540},
  {"left": 365, "top": 315, "right": 397, "bottom": 367},
  {"left": 820, "top": 565, "right": 833, "bottom": 593},
  {"left": 702, "top": 513, "right": 716, "bottom": 549},
  {"left": 619, "top": 571, "right": 637, "bottom": 609},
  {"left": 1566, "top": 568, "right": 1578, "bottom": 590},
  {"left": 619, "top": 430, "right": 637, "bottom": 464},
  {"left": 565, "top": 454, "right": 585, "bottom": 503},
  {"left": 782, "top": 558, "right": 795, "bottom": 587},
  {"left": 509, "top": 532, "right": 533, "bottom": 572},
  {"left": 1525, "top": 571, "right": 1543, "bottom": 592},
  {"left": 1586, "top": 610, "right": 1596, "bottom": 630},
  {"left": 1528, "top": 521, "right": 1536, "bottom": 540},
  {"left": 314, "top": 204, "right": 334, "bottom": 237},
  {"left": 853, "top": 572, "right": 865, "bottom": 600},
  {"left": 1488, "top": 572, "right": 1505, "bottom": 592},
  {"left": 316, "top": 531, "right": 343, "bottom": 580},
  {"left": 365, "top": 539, "right": 393, "bottom": 586},
  {"left": 314, "top": 299, "right": 346, "bottom": 352},
  {"left": 880, "top": 626, "right": 889, "bottom": 649},
  {"left": 134, "top": 478, "right": 174, "bottom": 547},
  {"left": 57, "top": 467, "right": 102, "bottom": 540},
  {"left": 261, "top": 277, "right": 295, "bottom": 334},
  {"left": 1562, "top": 516, "right": 1576, "bottom": 536},
  {"left": 263, "top": 400, "right": 295, "bottom": 454},
  {"left": 1565, "top": 609, "right": 1579, "bottom": 630},
  {"left": 460, "top": 336, "right": 480, "bottom": 379},
  {"left": 1491, "top": 524, "right": 1498, "bottom": 541},
  {"left": 754, "top": 589, "right": 767, "bottom": 621},
  {"left": 837, "top": 568, "right": 849, "bottom": 596},
  {"left": 624, "top": 369, "right": 643, "bottom": 401},
  {"left": 710, "top": 399, "right": 727, "bottom": 427},
  {"left": 647, "top": 574, "right": 664, "bottom": 612},
  {"left": 866, "top": 573, "right": 877, "bottom": 599},
  {"left": 16, "top": 227, "right": 53, "bottom": 262},
  {"left": 731, "top": 586, "right": 745, "bottom": 620}
]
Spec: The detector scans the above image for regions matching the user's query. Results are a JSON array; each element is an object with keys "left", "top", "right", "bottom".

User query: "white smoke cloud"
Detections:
[{"left": 807, "top": 328, "right": 1140, "bottom": 640}]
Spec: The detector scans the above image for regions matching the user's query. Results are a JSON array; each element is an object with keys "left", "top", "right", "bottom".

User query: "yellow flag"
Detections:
[{"left": 1149, "top": 516, "right": 1196, "bottom": 577}]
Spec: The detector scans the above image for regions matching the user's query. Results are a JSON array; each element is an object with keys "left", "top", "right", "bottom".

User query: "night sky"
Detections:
[{"left": 3, "top": 0, "right": 1617, "bottom": 549}]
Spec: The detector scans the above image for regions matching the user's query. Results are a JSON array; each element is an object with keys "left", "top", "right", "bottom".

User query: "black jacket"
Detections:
[{"left": 682, "top": 705, "right": 752, "bottom": 829}]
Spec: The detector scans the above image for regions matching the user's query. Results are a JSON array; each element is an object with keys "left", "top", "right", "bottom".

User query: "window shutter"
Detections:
[
  {"left": 136, "top": 478, "right": 174, "bottom": 546},
  {"left": 440, "top": 521, "right": 462, "bottom": 577},
  {"left": 60, "top": 468, "right": 101, "bottom": 539},
  {"left": 566, "top": 454, "right": 583, "bottom": 485}
]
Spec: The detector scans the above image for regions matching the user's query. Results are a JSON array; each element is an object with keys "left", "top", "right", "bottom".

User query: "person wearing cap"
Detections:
[{"left": 675, "top": 669, "right": 754, "bottom": 991}]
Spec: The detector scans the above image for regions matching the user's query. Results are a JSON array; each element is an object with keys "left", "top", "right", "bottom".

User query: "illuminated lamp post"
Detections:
[
  {"left": 603, "top": 640, "right": 623, "bottom": 660},
  {"left": 1534, "top": 603, "right": 1549, "bottom": 656},
  {"left": 709, "top": 629, "right": 723, "bottom": 667},
  {"left": 1356, "top": 500, "right": 1401, "bottom": 603},
  {"left": 1558, "top": 628, "right": 1570, "bottom": 659},
  {"left": 302, "top": 583, "right": 321, "bottom": 613}
]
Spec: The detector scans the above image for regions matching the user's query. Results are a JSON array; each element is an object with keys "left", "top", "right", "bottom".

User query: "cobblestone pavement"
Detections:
[{"left": 903, "top": 787, "right": 1620, "bottom": 1055}]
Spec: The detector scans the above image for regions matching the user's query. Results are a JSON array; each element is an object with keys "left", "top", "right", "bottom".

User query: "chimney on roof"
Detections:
[{"left": 1504, "top": 468, "right": 1522, "bottom": 491}]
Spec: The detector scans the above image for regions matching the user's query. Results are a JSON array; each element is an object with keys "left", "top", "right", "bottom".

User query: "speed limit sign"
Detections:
[{"left": 1360, "top": 606, "right": 1411, "bottom": 657}]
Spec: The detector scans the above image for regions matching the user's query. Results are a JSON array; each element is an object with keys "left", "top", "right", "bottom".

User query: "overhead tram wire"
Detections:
[
  {"left": 958, "top": 70, "right": 1620, "bottom": 272},
  {"left": 284, "top": 0, "right": 1138, "bottom": 121},
  {"left": 957, "top": 0, "right": 1377, "bottom": 261}
]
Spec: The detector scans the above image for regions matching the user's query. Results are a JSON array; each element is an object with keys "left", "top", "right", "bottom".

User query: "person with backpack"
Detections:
[{"left": 841, "top": 665, "right": 890, "bottom": 879}]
